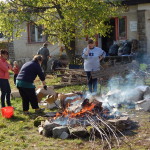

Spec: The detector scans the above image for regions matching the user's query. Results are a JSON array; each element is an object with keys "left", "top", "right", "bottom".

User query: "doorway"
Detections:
[{"left": 101, "top": 19, "right": 116, "bottom": 54}]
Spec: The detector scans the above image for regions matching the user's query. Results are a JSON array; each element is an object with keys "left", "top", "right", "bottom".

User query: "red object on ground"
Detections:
[{"left": 1, "top": 106, "right": 14, "bottom": 118}]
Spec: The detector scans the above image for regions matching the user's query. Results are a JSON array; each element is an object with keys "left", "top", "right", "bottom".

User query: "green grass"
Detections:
[{"left": 0, "top": 76, "right": 150, "bottom": 150}]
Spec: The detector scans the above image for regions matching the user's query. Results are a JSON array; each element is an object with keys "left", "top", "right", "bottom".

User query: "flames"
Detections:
[
  {"left": 55, "top": 101, "right": 96, "bottom": 118},
  {"left": 70, "top": 103, "right": 96, "bottom": 117}
]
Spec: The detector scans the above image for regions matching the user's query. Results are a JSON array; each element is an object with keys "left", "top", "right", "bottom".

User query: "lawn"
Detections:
[{"left": 0, "top": 75, "right": 150, "bottom": 150}]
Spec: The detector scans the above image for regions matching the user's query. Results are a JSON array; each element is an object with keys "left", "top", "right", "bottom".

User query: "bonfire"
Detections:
[{"left": 37, "top": 91, "right": 136, "bottom": 150}]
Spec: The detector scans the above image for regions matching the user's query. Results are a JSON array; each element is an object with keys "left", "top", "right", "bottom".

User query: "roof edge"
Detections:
[{"left": 122, "top": 0, "right": 150, "bottom": 6}]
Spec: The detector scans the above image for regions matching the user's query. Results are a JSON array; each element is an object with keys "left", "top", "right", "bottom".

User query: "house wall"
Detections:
[
  {"left": 145, "top": 10, "right": 150, "bottom": 53},
  {"left": 123, "top": 5, "right": 138, "bottom": 40},
  {"left": 137, "top": 10, "right": 147, "bottom": 52},
  {"left": 123, "top": 3, "right": 150, "bottom": 53},
  {"left": 13, "top": 25, "right": 60, "bottom": 62},
  {"left": 138, "top": 3, "right": 150, "bottom": 53},
  {"left": 75, "top": 38, "right": 87, "bottom": 55}
]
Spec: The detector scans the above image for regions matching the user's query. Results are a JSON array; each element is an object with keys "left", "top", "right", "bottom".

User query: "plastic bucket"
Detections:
[{"left": 1, "top": 106, "right": 14, "bottom": 118}]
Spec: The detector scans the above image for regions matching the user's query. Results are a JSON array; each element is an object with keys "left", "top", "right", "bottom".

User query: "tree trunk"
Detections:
[{"left": 65, "top": 38, "right": 76, "bottom": 64}]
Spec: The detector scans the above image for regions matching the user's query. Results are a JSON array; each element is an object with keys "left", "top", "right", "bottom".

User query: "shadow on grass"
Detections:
[
  {"left": 122, "top": 130, "right": 138, "bottom": 136},
  {"left": 5, "top": 110, "right": 46, "bottom": 121},
  {"left": 121, "top": 121, "right": 139, "bottom": 137},
  {"left": 14, "top": 109, "right": 47, "bottom": 119},
  {"left": 27, "top": 113, "right": 46, "bottom": 120},
  {"left": 8, "top": 115, "right": 27, "bottom": 122}
]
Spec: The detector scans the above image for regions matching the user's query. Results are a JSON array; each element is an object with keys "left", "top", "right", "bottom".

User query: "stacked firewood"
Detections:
[
  {"left": 100, "top": 63, "right": 133, "bottom": 79},
  {"left": 60, "top": 69, "right": 87, "bottom": 84},
  {"left": 57, "top": 61, "right": 138, "bottom": 85}
]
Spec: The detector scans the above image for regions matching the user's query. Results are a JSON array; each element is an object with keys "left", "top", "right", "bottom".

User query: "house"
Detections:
[{"left": 1, "top": 0, "right": 150, "bottom": 64}]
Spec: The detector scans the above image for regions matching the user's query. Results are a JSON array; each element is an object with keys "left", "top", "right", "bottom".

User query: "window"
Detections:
[
  {"left": 115, "top": 16, "right": 127, "bottom": 40},
  {"left": 28, "top": 23, "right": 47, "bottom": 43},
  {"left": 118, "top": 17, "right": 126, "bottom": 39}
]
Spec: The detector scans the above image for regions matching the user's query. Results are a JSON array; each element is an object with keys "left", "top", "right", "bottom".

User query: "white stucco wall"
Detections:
[
  {"left": 122, "top": 5, "right": 138, "bottom": 40},
  {"left": 138, "top": 3, "right": 150, "bottom": 11}
]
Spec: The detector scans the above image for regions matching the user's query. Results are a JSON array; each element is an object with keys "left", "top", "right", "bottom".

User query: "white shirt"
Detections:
[{"left": 82, "top": 47, "right": 106, "bottom": 71}]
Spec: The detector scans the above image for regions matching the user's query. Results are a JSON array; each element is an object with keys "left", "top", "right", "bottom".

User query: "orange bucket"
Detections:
[{"left": 1, "top": 106, "right": 14, "bottom": 118}]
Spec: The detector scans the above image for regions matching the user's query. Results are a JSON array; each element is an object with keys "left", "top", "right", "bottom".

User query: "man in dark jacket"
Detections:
[{"left": 37, "top": 43, "right": 50, "bottom": 76}]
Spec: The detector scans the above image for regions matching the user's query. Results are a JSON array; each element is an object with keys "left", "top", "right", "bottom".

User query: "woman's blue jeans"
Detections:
[
  {"left": 0, "top": 79, "right": 11, "bottom": 107},
  {"left": 86, "top": 72, "right": 97, "bottom": 93}
]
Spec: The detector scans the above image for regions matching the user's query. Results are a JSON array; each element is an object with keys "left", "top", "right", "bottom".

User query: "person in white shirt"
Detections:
[{"left": 82, "top": 39, "right": 106, "bottom": 93}]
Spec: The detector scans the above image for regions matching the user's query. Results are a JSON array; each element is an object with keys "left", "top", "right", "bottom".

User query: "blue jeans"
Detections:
[
  {"left": 0, "top": 79, "right": 11, "bottom": 107},
  {"left": 86, "top": 72, "right": 97, "bottom": 93}
]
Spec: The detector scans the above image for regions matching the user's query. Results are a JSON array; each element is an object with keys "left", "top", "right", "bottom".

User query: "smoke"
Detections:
[
  {"left": 136, "top": 52, "right": 150, "bottom": 64},
  {"left": 98, "top": 71, "right": 150, "bottom": 110},
  {"left": 84, "top": 56, "right": 150, "bottom": 113}
]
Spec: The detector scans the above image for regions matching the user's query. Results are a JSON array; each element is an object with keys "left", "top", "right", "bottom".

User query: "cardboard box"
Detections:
[{"left": 36, "top": 86, "right": 56, "bottom": 102}]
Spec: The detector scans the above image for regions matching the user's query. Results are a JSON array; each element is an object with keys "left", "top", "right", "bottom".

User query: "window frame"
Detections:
[
  {"left": 27, "top": 23, "right": 47, "bottom": 44},
  {"left": 115, "top": 16, "right": 127, "bottom": 41}
]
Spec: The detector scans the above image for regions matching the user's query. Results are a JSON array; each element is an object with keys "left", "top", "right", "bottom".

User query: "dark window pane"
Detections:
[
  {"left": 30, "top": 24, "right": 35, "bottom": 42},
  {"left": 37, "top": 25, "right": 43, "bottom": 42},
  {"left": 119, "top": 18, "right": 126, "bottom": 38}
]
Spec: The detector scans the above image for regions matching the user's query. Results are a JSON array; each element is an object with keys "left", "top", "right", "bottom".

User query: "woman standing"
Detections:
[
  {"left": 16, "top": 55, "right": 47, "bottom": 114},
  {"left": 82, "top": 39, "right": 106, "bottom": 94},
  {"left": 0, "top": 49, "right": 12, "bottom": 108}
]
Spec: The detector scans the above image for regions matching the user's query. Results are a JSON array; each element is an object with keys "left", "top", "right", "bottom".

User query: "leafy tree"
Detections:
[{"left": 0, "top": 0, "right": 124, "bottom": 63}]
